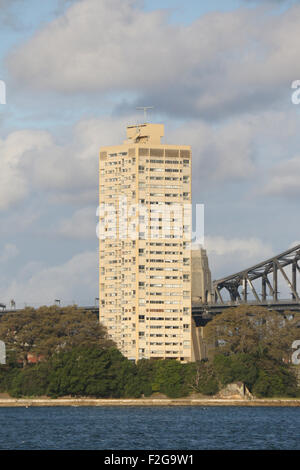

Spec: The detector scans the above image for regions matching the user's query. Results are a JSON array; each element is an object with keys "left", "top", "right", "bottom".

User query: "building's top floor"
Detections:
[
  {"left": 125, "top": 123, "right": 164, "bottom": 145},
  {"left": 100, "top": 123, "right": 191, "bottom": 152}
]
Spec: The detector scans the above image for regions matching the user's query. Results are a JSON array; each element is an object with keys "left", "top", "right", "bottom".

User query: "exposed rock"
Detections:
[{"left": 217, "top": 382, "right": 253, "bottom": 400}]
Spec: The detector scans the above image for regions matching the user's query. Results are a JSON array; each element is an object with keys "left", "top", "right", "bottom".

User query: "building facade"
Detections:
[{"left": 99, "top": 123, "right": 192, "bottom": 362}]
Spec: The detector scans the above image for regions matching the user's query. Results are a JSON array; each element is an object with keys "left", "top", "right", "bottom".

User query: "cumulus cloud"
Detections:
[
  {"left": 0, "top": 116, "right": 126, "bottom": 211},
  {"left": 202, "top": 235, "right": 274, "bottom": 280},
  {"left": 0, "top": 250, "right": 98, "bottom": 306},
  {"left": 0, "top": 129, "right": 51, "bottom": 210},
  {"left": 57, "top": 206, "right": 96, "bottom": 239},
  {"left": 0, "top": 205, "right": 42, "bottom": 235},
  {"left": 262, "top": 155, "right": 300, "bottom": 198},
  {"left": 0, "top": 243, "right": 19, "bottom": 263},
  {"left": 0, "top": 115, "right": 255, "bottom": 213},
  {"left": 1, "top": 0, "right": 299, "bottom": 308},
  {"left": 6, "top": 0, "right": 300, "bottom": 119},
  {"left": 2, "top": 110, "right": 277, "bottom": 213},
  {"left": 168, "top": 119, "right": 256, "bottom": 183}
]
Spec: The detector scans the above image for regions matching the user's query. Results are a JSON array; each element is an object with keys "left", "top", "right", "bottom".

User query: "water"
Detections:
[{"left": 0, "top": 406, "right": 299, "bottom": 450}]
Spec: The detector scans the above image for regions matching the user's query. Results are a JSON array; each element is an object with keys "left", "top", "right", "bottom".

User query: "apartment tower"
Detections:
[{"left": 99, "top": 123, "right": 192, "bottom": 362}]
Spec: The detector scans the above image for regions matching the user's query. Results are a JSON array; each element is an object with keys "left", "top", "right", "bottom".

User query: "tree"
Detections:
[
  {"left": 212, "top": 352, "right": 298, "bottom": 397},
  {"left": 205, "top": 305, "right": 298, "bottom": 361},
  {"left": 190, "top": 361, "right": 219, "bottom": 396},
  {"left": 213, "top": 353, "right": 258, "bottom": 389},
  {"left": 8, "top": 362, "right": 51, "bottom": 398},
  {"left": 135, "top": 359, "right": 157, "bottom": 397},
  {"left": 151, "top": 360, "right": 190, "bottom": 398},
  {"left": 0, "top": 305, "right": 114, "bottom": 365},
  {"left": 252, "top": 358, "right": 299, "bottom": 398},
  {"left": 46, "top": 346, "right": 138, "bottom": 398}
]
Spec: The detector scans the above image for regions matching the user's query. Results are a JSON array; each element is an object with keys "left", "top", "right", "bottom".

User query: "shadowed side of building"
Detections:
[{"left": 191, "top": 245, "right": 213, "bottom": 361}]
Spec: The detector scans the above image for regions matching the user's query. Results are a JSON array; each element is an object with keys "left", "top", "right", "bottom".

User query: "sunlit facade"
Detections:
[{"left": 99, "top": 123, "right": 192, "bottom": 361}]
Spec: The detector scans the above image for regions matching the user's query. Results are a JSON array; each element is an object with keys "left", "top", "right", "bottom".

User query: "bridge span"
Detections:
[
  {"left": 213, "top": 243, "right": 300, "bottom": 304},
  {"left": 1, "top": 244, "right": 300, "bottom": 325},
  {"left": 1, "top": 300, "right": 300, "bottom": 327},
  {"left": 192, "top": 299, "right": 300, "bottom": 326},
  {"left": 193, "top": 243, "right": 300, "bottom": 325}
]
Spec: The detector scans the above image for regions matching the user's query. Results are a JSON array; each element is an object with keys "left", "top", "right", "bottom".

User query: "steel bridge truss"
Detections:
[{"left": 213, "top": 244, "right": 300, "bottom": 304}]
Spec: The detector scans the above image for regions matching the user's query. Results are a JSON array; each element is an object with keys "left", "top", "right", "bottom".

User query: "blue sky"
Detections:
[{"left": 0, "top": 0, "right": 300, "bottom": 307}]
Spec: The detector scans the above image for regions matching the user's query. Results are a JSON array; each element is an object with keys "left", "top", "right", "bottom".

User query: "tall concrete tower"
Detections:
[
  {"left": 191, "top": 244, "right": 212, "bottom": 304},
  {"left": 99, "top": 123, "right": 192, "bottom": 362},
  {"left": 191, "top": 244, "right": 213, "bottom": 361}
]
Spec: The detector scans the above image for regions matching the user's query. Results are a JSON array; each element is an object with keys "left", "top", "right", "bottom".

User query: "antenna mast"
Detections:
[{"left": 136, "top": 106, "right": 154, "bottom": 123}]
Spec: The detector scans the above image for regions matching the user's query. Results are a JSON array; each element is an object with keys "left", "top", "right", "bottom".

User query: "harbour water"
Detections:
[{"left": 0, "top": 406, "right": 299, "bottom": 450}]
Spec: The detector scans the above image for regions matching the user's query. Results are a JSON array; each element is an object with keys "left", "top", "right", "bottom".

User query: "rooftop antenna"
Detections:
[{"left": 136, "top": 106, "right": 154, "bottom": 123}]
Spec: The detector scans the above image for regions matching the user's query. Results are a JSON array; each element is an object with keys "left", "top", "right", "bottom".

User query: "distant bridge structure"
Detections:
[
  {"left": 1, "top": 245, "right": 300, "bottom": 325},
  {"left": 193, "top": 244, "right": 300, "bottom": 325},
  {"left": 213, "top": 244, "right": 300, "bottom": 304}
]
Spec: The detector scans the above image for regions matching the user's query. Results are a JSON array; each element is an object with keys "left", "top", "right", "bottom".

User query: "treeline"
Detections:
[
  {"left": 0, "top": 347, "right": 298, "bottom": 399},
  {"left": 0, "top": 305, "right": 299, "bottom": 399}
]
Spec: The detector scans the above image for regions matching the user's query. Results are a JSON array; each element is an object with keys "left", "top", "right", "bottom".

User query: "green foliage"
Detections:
[
  {"left": 150, "top": 360, "right": 193, "bottom": 398},
  {"left": 213, "top": 353, "right": 258, "bottom": 389},
  {"left": 0, "top": 349, "right": 298, "bottom": 399},
  {"left": 190, "top": 361, "right": 219, "bottom": 396},
  {"left": 8, "top": 362, "right": 51, "bottom": 398},
  {"left": 152, "top": 360, "right": 182, "bottom": 397},
  {"left": 47, "top": 347, "right": 137, "bottom": 398},
  {"left": 0, "top": 306, "right": 114, "bottom": 365},
  {"left": 206, "top": 306, "right": 299, "bottom": 362},
  {"left": 135, "top": 359, "right": 156, "bottom": 397},
  {"left": 252, "top": 357, "right": 298, "bottom": 398},
  {"left": 213, "top": 353, "right": 298, "bottom": 397},
  {"left": 0, "top": 306, "right": 299, "bottom": 399},
  {"left": 0, "top": 365, "right": 22, "bottom": 394}
]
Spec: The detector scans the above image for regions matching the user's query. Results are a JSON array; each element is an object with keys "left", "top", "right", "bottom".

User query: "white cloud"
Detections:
[
  {"left": 1, "top": 107, "right": 300, "bottom": 216},
  {"left": 0, "top": 116, "right": 126, "bottom": 211},
  {"left": 202, "top": 235, "right": 274, "bottom": 280},
  {"left": 1, "top": 0, "right": 299, "bottom": 310},
  {"left": 0, "top": 129, "right": 51, "bottom": 210},
  {"left": 204, "top": 235, "right": 274, "bottom": 258},
  {"left": 57, "top": 206, "right": 96, "bottom": 239},
  {"left": 0, "top": 243, "right": 19, "bottom": 263},
  {"left": 168, "top": 119, "right": 256, "bottom": 183},
  {"left": 7, "top": 0, "right": 300, "bottom": 118},
  {"left": 0, "top": 111, "right": 269, "bottom": 213},
  {"left": 0, "top": 250, "right": 98, "bottom": 307},
  {"left": 263, "top": 155, "right": 300, "bottom": 197},
  {"left": 0, "top": 205, "right": 42, "bottom": 234}
]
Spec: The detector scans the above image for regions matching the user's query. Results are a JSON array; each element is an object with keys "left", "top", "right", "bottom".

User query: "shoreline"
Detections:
[{"left": 0, "top": 397, "right": 300, "bottom": 407}]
